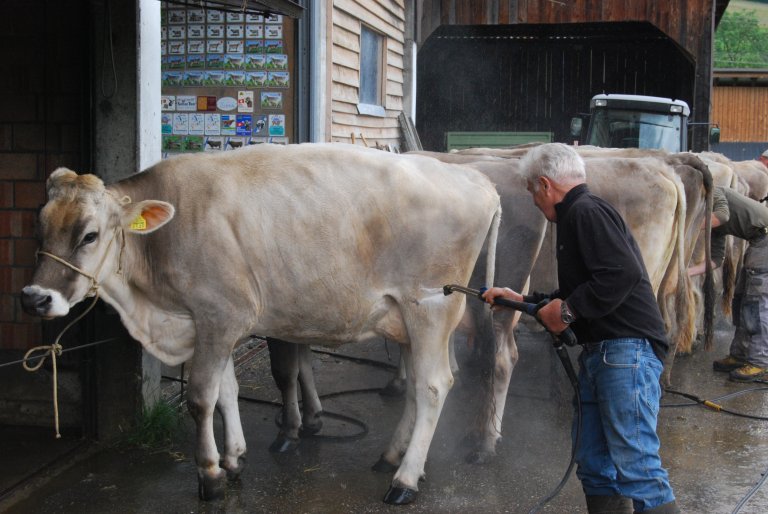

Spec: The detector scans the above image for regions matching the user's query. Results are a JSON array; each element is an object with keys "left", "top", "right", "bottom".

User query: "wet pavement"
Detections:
[{"left": 2, "top": 322, "right": 768, "bottom": 514}]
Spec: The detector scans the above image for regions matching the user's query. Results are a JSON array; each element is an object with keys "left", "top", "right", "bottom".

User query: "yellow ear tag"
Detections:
[{"left": 130, "top": 214, "right": 147, "bottom": 230}]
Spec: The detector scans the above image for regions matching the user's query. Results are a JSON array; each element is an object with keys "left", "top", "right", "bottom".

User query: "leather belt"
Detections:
[{"left": 581, "top": 342, "right": 603, "bottom": 353}]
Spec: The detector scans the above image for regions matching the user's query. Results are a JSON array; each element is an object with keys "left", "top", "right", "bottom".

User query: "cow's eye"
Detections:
[{"left": 81, "top": 232, "right": 98, "bottom": 245}]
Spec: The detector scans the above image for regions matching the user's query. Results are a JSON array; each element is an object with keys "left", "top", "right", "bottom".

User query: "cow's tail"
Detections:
[
  {"left": 670, "top": 171, "right": 694, "bottom": 355},
  {"left": 699, "top": 161, "right": 715, "bottom": 351},
  {"left": 484, "top": 203, "right": 502, "bottom": 291},
  {"left": 475, "top": 202, "right": 502, "bottom": 442}
]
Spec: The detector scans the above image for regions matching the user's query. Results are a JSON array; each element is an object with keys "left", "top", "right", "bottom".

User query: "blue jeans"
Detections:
[{"left": 573, "top": 338, "right": 675, "bottom": 512}]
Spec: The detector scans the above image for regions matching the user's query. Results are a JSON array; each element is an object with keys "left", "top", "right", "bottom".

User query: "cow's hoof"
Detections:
[
  {"left": 383, "top": 484, "right": 418, "bottom": 505},
  {"left": 465, "top": 447, "right": 496, "bottom": 465},
  {"left": 198, "top": 472, "right": 226, "bottom": 500},
  {"left": 299, "top": 418, "right": 323, "bottom": 437},
  {"left": 269, "top": 435, "right": 300, "bottom": 453},
  {"left": 371, "top": 455, "right": 399, "bottom": 473},
  {"left": 380, "top": 378, "right": 406, "bottom": 397}
]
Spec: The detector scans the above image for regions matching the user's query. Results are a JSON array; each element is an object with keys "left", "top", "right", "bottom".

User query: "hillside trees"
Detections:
[{"left": 714, "top": 10, "right": 768, "bottom": 68}]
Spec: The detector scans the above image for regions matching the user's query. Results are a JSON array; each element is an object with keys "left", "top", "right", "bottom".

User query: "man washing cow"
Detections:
[
  {"left": 688, "top": 186, "right": 768, "bottom": 382},
  {"left": 482, "top": 143, "right": 679, "bottom": 514}
]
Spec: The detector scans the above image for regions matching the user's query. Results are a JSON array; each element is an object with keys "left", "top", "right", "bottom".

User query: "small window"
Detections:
[{"left": 358, "top": 25, "right": 385, "bottom": 117}]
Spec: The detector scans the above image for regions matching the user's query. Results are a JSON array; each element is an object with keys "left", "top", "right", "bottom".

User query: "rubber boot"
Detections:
[
  {"left": 585, "top": 494, "right": 633, "bottom": 514},
  {"left": 636, "top": 500, "right": 681, "bottom": 514}
]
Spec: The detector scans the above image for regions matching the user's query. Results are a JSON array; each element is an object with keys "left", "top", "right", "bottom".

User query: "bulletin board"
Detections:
[{"left": 160, "top": 2, "right": 295, "bottom": 156}]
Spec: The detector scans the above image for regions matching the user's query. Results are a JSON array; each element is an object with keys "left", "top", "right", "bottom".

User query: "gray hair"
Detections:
[{"left": 519, "top": 143, "right": 586, "bottom": 191}]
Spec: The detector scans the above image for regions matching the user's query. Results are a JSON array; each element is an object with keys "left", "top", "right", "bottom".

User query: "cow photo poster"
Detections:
[{"left": 160, "top": 2, "right": 293, "bottom": 157}]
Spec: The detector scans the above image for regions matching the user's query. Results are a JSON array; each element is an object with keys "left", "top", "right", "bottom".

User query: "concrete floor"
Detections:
[{"left": 2, "top": 322, "right": 768, "bottom": 514}]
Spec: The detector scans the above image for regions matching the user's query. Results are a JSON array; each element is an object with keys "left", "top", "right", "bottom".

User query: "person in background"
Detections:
[
  {"left": 482, "top": 143, "right": 678, "bottom": 514},
  {"left": 688, "top": 186, "right": 768, "bottom": 381}
]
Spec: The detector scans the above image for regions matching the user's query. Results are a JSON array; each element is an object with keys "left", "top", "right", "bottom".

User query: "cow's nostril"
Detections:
[{"left": 21, "top": 291, "right": 53, "bottom": 315}]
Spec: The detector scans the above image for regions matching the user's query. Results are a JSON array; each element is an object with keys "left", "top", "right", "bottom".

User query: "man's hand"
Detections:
[
  {"left": 481, "top": 287, "right": 522, "bottom": 311},
  {"left": 537, "top": 299, "right": 570, "bottom": 335}
]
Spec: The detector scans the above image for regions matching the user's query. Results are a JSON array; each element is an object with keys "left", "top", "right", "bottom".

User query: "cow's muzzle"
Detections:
[
  {"left": 20, "top": 285, "right": 68, "bottom": 319},
  {"left": 21, "top": 286, "right": 52, "bottom": 316}
]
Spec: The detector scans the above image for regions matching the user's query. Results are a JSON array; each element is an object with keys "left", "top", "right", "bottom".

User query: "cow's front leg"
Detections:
[
  {"left": 187, "top": 346, "right": 231, "bottom": 500},
  {"left": 216, "top": 356, "right": 246, "bottom": 479},
  {"left": 267, "top": 338, "right": 302, "bottom": 452}
]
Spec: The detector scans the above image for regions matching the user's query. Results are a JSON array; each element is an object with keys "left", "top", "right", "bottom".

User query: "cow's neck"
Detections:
[{"left": 96, "top": 234, "right": 196, "bottom": 367}]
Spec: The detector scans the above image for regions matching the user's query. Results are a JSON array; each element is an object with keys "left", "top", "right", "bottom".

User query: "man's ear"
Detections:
[{"left": 122, "top": 200, "right": 175, "bottom": 234}]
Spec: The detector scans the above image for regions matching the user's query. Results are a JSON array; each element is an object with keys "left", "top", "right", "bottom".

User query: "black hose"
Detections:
[
  {"left": 663, "top": 387, "right": 768, "bottom": 421},
  {"left": 236, "top": 393, "right": 370, "bottom": 441},
  {"left": 310, "top": 348, "right": 399, "bottom": 371},
  {"left": 731, "top": 460, "right": 768, "bottom": 514},
  {"left": 662, "top": 384, "right": 768, "bottom": 513},
  {"left": 528, "top": 362, "right": 581, "bottom": 514},
  {"left": 161, "top": 375, "right": 374, "bottom": 441}
]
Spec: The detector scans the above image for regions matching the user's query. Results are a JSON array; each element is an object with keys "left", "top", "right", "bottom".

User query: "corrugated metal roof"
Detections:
[
  {"left": 714, "top": 68, "right": 768, "bottom": 86},
  {"left": 162, "top": 0, "right": 303, "bottom": 19}
]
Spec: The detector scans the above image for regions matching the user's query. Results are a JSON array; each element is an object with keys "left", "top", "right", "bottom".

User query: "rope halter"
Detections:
[
  {"left": 35, "top": 226, "right": 124, "bottom": 298},
  {"left": 25, "top": 226, "right": 125, "bottom": 438}
]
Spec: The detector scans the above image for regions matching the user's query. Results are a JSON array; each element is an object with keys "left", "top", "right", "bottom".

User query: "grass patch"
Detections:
[{"left": 119, "top": 400, "right": 184, "bottom": 450}]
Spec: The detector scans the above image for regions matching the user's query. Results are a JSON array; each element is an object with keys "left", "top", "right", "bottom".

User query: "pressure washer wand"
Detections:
[{"left": 443, "top": 284, "right": 579, "bottom": 389}]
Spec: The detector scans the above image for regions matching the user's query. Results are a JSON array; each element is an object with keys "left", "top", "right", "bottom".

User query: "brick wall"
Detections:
[{"left": 0, "top": 1, "right": 88, "bottom": 351}]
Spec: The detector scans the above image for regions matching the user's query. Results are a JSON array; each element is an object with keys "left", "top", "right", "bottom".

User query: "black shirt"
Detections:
[{"left": 552, "top": 184, "right": 669, "bottom": 360}]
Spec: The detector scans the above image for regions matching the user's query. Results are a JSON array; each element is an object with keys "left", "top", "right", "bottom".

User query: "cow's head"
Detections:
[{"left": 20, "top": 168, "right": 174, "bottom": 319}]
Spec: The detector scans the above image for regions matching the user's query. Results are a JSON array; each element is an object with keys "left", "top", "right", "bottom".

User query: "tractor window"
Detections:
[{"left": 587, "top": 109, "right": 682, "bottom": 152}]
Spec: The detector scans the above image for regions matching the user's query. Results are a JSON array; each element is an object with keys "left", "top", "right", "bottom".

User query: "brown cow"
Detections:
[{"left": 20, "top": 143, "right": 502, "bottom": 504}]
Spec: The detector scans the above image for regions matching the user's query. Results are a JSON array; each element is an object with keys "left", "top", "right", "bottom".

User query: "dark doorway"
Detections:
[{"left": 416, "top": 22, "right": 695, "bottom": 151}]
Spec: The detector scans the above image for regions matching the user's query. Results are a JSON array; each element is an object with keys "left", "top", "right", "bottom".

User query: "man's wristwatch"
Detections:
[{"left": 561, "top": 301, "right": 576, "bottom": 324}]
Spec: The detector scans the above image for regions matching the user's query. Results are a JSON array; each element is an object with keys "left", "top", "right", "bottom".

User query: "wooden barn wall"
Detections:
[
  {"left": 417, "top": 0, "right": 715, "bottom": 150},
  {"left": 416, "top": 30, "right": 694, "bottom": 151},
  {"left": 712, "top": 87, "right": 768, "bottom": 142},
  {"left": 330, "top": 0, "right": 405, "bottom": 148}
]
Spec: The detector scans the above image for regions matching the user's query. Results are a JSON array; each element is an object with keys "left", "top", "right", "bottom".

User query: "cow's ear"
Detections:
[{"left": 122, "top": 200, "right": 175, "bottom": 234}]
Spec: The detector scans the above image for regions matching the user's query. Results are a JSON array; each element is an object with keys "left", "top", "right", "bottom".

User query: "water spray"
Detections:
[
  {"left": 443, "top": 284, "right": 582, "bottom": 513},
  {"left": 443, "top": 284, "right": 578, "bottom": 387}
]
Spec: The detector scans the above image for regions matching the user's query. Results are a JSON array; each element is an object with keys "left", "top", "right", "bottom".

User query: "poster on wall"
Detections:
[
  {"left": 160, "top": 1, "right": 294, "bottom": 158},
  {"left": 268, "top": 114, "right": 285, "bottom": 136}
]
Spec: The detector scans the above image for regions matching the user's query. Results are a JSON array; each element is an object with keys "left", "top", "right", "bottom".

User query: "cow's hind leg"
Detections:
[
  {"left": 383, "top": 319, "right": 455, "bottom": 505},
  {"left": 467, "top": 312, "right": 518, "bottom": 464},
  {"left": 382, "top": 334, "right": 459, "bottom": 397},
  {"left": 297, "top": 344, "right": 323, "bottom": 436},
  {"left": 381, "top": 351, "right": 407, "bottom": 397},
  {"left": 187, "top": 342, "right": 232, "bottom": 500},
  {"left": 267, "top": 338, "right": 302, "bottom": 452},
  {"left": 374, "top": 344, "right": 416, "bottom": 474},
  {"left": 216, "top": 356, "right": 246, "bottom": 479}
]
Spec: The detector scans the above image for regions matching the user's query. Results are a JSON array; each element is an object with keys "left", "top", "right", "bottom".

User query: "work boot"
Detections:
[
  {"left": 712, "top": 354, "right": 747, "bottom": 372},
  {"left": 585, "top": 494, "right": 633, "bottom": 514},
  {"left": 637, "top": 499, "right": 681, "bottom": 513},
  {"left": 729, "top": 364, "right": 768, "bottom": 382}
]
